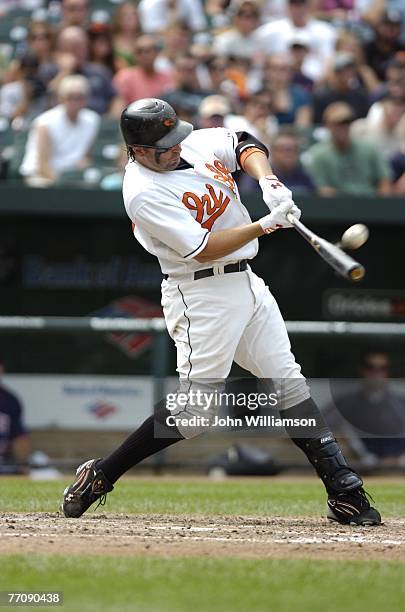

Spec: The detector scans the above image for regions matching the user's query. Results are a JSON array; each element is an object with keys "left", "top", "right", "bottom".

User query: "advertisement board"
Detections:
[{"left": 2, "top": 374, "right": 153, "bottom": 430}]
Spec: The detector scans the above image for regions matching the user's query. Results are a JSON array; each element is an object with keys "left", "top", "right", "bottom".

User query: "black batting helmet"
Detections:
[{"left": 120, "top": 98, "right": 193, "bottom": 150}]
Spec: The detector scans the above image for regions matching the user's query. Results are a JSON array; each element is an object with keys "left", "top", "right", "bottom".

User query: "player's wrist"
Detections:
[
  {"left": 257, "top": 215, "right": 277, "bottom": 235},
  {"left": 259, "top": 175, "right": 279, "bottom": 190},
  {"left": 253, "top": 220, "right": 267, "bottom": 236}
]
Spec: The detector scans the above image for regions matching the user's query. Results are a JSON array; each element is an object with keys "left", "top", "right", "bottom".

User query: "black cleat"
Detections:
[
  {"left": 327, "top": 488, "right": 382, "bottom": 526},
  {"left": 61, "top": 459, "right": 113, "bottom": 518}
]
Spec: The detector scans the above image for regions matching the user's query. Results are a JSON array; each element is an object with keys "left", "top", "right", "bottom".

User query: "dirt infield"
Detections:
[{"left": 1, "top": 513, "right": 405, "bottom": 561}]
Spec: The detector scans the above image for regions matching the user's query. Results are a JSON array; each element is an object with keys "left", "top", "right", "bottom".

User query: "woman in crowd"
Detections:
[
  {"left": 27, "top": 21, "right": 56, "bottom": 68},
  {"left": 112, "top": 2, "right": 142, "bottom": 71},
  {"left": 326, "top": 29, "right": 380, "bottom": 93},
  {"left": 88, "top": 22, "right": 116, "bottom": 75},
  {"left": 3, "top": 21, "right": 55, "bottom": 85},
  {"left": 262, "top": 52, "right": 313, "bottom": 127},
  {"left": 158, "top": 20, "right": 192, "bottom": 70}
]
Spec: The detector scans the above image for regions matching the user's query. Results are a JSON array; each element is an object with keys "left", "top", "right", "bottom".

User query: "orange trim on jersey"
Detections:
[
  {"left": 131, "top": 222, "right": 135, "bottom": 233},
  {"left": 239, "top": 147, "right": 266, "bottom": 171}
]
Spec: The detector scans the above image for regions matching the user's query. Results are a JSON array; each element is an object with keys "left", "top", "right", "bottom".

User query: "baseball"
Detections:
[{"left": 340, "top": 224, "right": 369, "bottom": 250}]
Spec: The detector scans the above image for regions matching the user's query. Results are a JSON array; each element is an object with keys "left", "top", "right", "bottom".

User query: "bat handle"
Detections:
[{"left": 286, "top": 211, "right": 301, "bottom": 228}]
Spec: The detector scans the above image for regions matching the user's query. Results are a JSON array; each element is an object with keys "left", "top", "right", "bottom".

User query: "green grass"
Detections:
[
  {"left": 0, "top": 477, "right": 404, "bottom": 517},
  {"left": 1, "top": 555, "right": 404, "bottom": 612},
  {"left": 1, "top": 478, "right": 404, "bottom": 612}
]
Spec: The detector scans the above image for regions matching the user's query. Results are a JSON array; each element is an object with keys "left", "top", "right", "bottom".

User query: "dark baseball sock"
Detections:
[
  {"left": 97, "top": 406, "right": 184, "bottom": 484},
  {"left": 282, "top": 397, "right": 331, "bottom": 442}
]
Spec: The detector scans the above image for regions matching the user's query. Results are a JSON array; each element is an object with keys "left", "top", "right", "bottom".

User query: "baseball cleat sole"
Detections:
[{"left": 327, "top": 506, "right": 382, "bottom": 526}]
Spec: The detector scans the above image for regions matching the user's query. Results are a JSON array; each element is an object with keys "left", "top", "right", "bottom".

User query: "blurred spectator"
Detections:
[
  {"left": 20, "top": 75, "right": 100, "bottom": 185},
  {"left": 112, "top": 2, "right": 142, "bottom": 71},
  {"left": 3, "top": 21, "right": 55, "bottom": 85},
  {"left": 313, "top": 52, "right": 370, "bottom": 123},
  {"left": 100, "top": 147, "right": 127, "bottom": 190},
  {"left": 226, "top": 55, "right": 260, "bottom": 99},
  {"left": 304, "top": 102, "right": 392, "bottom": 195},
  {"left": 159, "top": 21, "right": 192, "bottom": 70},
  {"left": 332, "top": 30, "right": 380, "bottom": 94},
  {"left": 225, "top": 90, "right": 277, "bottom": 148},
  {"left": 270, "top": 128, "right": 315, "bottom": 192},
  {"left": 363, "top": 10, "right": 405, "bottom": 82},
  {"left": 363, "top": 0, "right": 405, "bottom": 44},
  {"left": 162, "top": 53, "right": 212, "bottom": 120},
  {"left": 88, "top": 22, "right": 116, "bottom": 75},
  {"left": 371, "top": 53, "right": 405, "bottom": 102},
  {"left": 202, "top": 55, "right": 242, "bottom": 100},
  {"left": 0, "top": 53, "right": 47, "bottom": 120},
  {"left": 27, "top": 21, "right": 56, "bottom": 69},
  {"left": 253, "top": 0, "right": 337, "bottom": 81},
  {"left": 351, "top": 95, "right": 405, "bottom": 159},
  {"left": 262, "top": 53, "right": 312, "bottom": 127},
  {"left": 326, "top": 351, "right": 405, "bottom": 469},
  {"left": 312, "top": 0, "right": 355, "bottom": 23},
  {"left": 205, "top": 0, "right": 232, "bottom": 27},
  {"left": 213, "top": 0, "right": 261, "bottom": 61},
  {"left": 198, "top": 94, "right": 231, "bottom": 128},
  {"left": 260, "top": 0, "right": 289, "bottom": 21},
  {"left": 40, "top": 26, "right": 121, "bottom": 116},
  {"left": 0, "top": 357, "right": 30, "bottom": 474},
  {"left": 289, "top": 32, "right": 315, "bottom": 93},
  {"left": 138, "top": 0, "right": 207, "bottom": 34},
  {"left": 113, "top": 35, "right": 174, "bottom": 106},
  {"left": 61, "top": 0, "right": 88, "bottom": 29}
]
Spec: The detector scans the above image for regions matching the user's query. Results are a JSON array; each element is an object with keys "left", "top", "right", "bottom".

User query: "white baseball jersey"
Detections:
[
  {"left": 122, "top": 126, "right": 309, "bottom": 438},
  {"left": 122, "top": 128, "right": 258, "bottom": 276}
]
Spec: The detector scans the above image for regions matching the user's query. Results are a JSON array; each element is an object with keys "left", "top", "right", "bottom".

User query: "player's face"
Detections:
[{"left": 134, "top": 143, "right": 182, "bottom": 172}]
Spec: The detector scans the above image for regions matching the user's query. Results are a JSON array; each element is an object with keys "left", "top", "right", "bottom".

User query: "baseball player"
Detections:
[{"left": 62, "top": 98, "right": 381, "bottom": 526}]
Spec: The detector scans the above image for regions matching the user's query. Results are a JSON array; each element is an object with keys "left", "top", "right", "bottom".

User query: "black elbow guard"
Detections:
[{"left": 235, "top": 131, "right": 269, "bottom": 167}]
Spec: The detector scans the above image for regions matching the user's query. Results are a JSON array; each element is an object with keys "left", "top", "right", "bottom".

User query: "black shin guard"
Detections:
[
  {"left": 292, "top": 436, "right": 363, "bottom": 495},
  {"left": 97, "top": 405, "right": 184, "bottom": 484},
  {"left": 283, "top": 398, "right": 362, "bottom": 495}
]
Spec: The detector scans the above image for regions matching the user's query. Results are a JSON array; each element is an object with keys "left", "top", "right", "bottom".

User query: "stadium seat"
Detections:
[
  {"left": 7, "top": 126, "right": 29, "bottom": 179},
  {"left": 0, "top": 8, "right": 31, "bottom": 44}
]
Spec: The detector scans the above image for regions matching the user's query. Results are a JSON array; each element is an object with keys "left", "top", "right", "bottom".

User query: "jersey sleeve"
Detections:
[
  {"left": 187, "top": 128, "right": 238, "bottom": 172},
  {"left": 212, "top": 128, "right": 238, "bottom": 172},
  {"left": 132, "top": 195, "right": 210, "bottom": 260}
]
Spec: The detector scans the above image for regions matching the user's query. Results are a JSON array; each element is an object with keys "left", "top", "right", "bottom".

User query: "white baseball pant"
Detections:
[{"left": 161, "top": 267, "right": 310, "bottom": 438}]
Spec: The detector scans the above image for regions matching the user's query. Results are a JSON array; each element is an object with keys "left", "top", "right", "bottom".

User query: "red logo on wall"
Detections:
[
  {"left": 92, "top": 296, "right": 163, "bottom": 358},
  {"left": 88, "top": 401, "right": 118, "bottom": 419}
]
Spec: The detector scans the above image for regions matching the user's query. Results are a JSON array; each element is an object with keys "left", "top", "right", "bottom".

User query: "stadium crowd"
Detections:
[{"left": 0, "top": 0, "right": 404, "bottom": 194}]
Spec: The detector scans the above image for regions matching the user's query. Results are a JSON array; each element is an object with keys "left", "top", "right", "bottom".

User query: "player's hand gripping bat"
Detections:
[{"left": 286, "top": 213, "right": 365, "bottom": 282}]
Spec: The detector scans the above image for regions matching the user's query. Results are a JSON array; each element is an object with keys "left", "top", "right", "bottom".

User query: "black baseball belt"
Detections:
[{"left": 163, "top": 259, "right": 248, "bottom": 281}]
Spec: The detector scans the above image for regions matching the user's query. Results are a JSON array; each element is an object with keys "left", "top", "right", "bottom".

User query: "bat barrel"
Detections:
[
  {"left": 350, "top": 265, "right": 365, "bottom": 281},
  {"left": 287, "top": 213, "right": 365, "bottom": 282}
]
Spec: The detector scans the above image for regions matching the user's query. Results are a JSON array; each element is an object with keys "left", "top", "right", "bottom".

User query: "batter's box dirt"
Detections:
[{"left": 1, "top": 513, "right": 404, "bottom": 560}]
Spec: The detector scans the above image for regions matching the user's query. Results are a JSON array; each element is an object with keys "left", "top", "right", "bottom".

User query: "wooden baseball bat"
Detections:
[{"left": 286, "top": 213, "right": 365, "bottom": 282}]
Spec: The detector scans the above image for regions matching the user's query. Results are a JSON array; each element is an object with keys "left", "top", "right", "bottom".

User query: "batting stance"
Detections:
[{"left": 62, "top": 98, "right": 381, "bottom": 526}]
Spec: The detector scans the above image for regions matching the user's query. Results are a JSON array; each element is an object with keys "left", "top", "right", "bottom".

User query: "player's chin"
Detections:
[{"left": 166, "top": 158, "right": 180, "bottom": 170}]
